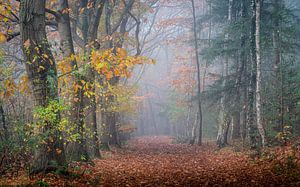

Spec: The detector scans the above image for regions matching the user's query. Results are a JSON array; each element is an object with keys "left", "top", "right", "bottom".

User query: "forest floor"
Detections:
[{"left": 1, "top": 136, "right": 300, "bottom": 186}]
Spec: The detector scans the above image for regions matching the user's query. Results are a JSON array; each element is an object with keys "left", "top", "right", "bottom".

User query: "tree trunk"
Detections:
[
  {"left": 240, "top": 0, "right": 248, "bottom": 143},
  {"left": 0, "top": 102, "right": 8, "bottom": 140},
  {"left": 272, "top": 0, "right": 284, "bottom": 132},
  {"left": 20, "top": 0, "right": 65, "bottom": 173},
  {"left": 57, "top": 0, "right": 93, "bottom": 161},
  {"left": 191, "top": 0, "right": 203, "bottom": 146},
  {"left": 247, "top": 0, "right": 257, "bottom": 149},
  {"left": 255, "top": 0, "right": 266, "bottom": 147},
  {"left": 232, "top": 0, "right": 247, "bottom": 140},
  {"left": 216, "top": 0, "right": 233, "bottom": 148},
  {"left": 77, "top": 0, "right": 104, "bottom": 157},
  {"left": 101, "top": 0, "right": 134, "bottom": 146},
  {"left": 217, "top": 60, "right": 230, "bottom": 148}
]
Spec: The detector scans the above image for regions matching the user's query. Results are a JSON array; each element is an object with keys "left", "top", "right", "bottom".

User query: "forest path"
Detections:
[{"left": 93, "top": 136, "right": 281, "bottom": 186}]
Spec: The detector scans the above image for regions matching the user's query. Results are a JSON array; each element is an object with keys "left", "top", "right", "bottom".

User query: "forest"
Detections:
[{"left": 0, "top": 0, "right": 300, "bottom": 186}]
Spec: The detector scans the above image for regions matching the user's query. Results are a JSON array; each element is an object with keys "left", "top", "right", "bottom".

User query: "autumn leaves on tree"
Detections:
[
  {"left": 0, "top": 0, "right": 300, "bottom": 185},
  {"left": 0, "top": 0, "right": 154, "bottom": 172}
]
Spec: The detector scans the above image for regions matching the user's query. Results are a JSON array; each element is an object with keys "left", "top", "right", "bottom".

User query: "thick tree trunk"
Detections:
[
  {"left": 101, "top": 0, "right": 134, "bottom": 146},
  {"left": 232, "top": 59, "right": 242, "bottom": 140},
  {"left": 77, "top": 0, "right": 104, "bottom": 157},
  {"left": 57, "top": 0, "right": 93, "bottom": 161},
  {"left": 232, "top": 0, "right": 247, "bottom": 140},
  {"left": 217, "top": 60, "right": 230, "bottom": 148},
  {"left": 20, "top": 0, "right": 65, "bottom": 173},
  {"left": 217, "top": 0, "right": 233, "bottom": 148},
  {"left": 255, "top": 0, "right": 266, "bottom": 147}
]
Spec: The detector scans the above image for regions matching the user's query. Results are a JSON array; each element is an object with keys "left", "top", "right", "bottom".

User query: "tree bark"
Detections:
[
  {"left": 216, "top": 0, "right": 233, "bottom": 148},
  {"left": 247, "top": 0, "right": 257, "bottom": 148},
  {"left": 191, "top": 0, "right": 203, "bottom": 146},
  {"left": 217, "top": 60, "right": 230, "bottom": 148},
  {"left": 255, "top": 0, "right": 266, "bottom": 147},
  {"left": 77, "top": 0, "right": 105, "bottom": 157},
  {"left": 20, "top": 0, "right": 65, "bottom": 173},
  {"left": 272, "top": 0, "right": 284, "bottom": 132},
  {"left": 0, "top": 102, "right": 8, "bottom": 140},
  {"left": 56, "top": 0, "right": 93, "bottom": 161}
]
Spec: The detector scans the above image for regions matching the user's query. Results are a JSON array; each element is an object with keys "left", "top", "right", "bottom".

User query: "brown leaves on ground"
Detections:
[
  {"left": 93, "top": 136, "right": 293, "bottom": 187},
  {"left": 1, "top": 136, "right": 300, "bottom": 186}
]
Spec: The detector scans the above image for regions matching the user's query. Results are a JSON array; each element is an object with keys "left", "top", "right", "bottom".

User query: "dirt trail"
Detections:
[{"left": 93, "top": 136, "right": 283, "bottom": 187}]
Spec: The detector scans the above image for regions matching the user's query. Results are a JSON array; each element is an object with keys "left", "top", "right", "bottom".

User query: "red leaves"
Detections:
[
  {"left": 92, "top": 136, "right": 298, "bottom": 186},
  {"left": 1, "top": 136, "right": 300, "bottom": 186}
]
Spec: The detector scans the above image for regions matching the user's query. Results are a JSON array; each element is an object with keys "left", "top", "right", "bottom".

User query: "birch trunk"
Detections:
[{"left": 255, "top": 0, "right": 266, "bottom": 147}]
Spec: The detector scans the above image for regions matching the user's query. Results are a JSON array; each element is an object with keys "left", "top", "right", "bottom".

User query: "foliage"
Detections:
[
  {"left": 32, "top": 100, "right": 79, "bottom": 144},
  {"left": 3, "top": 136, "right": 300, "bottom": 186}
]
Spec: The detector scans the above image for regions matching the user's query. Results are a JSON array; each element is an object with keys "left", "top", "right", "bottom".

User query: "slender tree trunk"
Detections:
[
  {"left": 190, "top": 111, "right": 198, "bottom": 145},
  {"left": 202, "top": 1, "right": 212, "bottom": 92},
  {"left": 20, "top": 0, "right": 65, "bottom": 173},
  {"left": 272, "top": 0, "right": 284, "bottom": 132},
  {"left": 191, "top": 0, "right": 203, "bottom": 146},
  {"left": 186, "top": 102, "right": 192, "bottom": 138},
  {"left": 247, "top": 0, "right": 257, "bottom": 148},
  {"left": 242, "top": 64, "right": 248, "bottom": 143},
  {"left": 0, "top": 102, "right": 8, "bottom": 140},
  {"left": 255, "top": 0, "right": 266, "bottom": 147},
  {"left": 240, "top": 0, "right": 248, "bottom": 143}
]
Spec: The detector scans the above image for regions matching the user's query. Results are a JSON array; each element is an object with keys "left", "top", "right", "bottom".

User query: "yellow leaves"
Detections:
[
  {"left": 38, "top": 65, "right": 45, "bottom": 72},
  {"left": 3, "top": 79, "right": 17, "bottom": 98},
  {"left": 106, "top": 71, "right": 113, "bottom": 80},
  {"left": 42, "top": 53, "right": 49, "bottom": 59},
  {"left": 19, "top": 75, "right": 31, "bottom": 95},
  {"left": 0, "top": 33, "right": 6, "bottom": 43},
  {"left": 73, "top": 83, "right": 82, "bottom": 93},
  {"left": 57, "top": 59, "right": 72, "bottom": 75},
  {"left": 116, "top": 48, "right": 127, "bottom": 58},
  {"left": 70, "top": 54, "right": 77, "bottom": 62},
  {"left": 73, "top": 80, "right": 95, "bottom": 98},
  {"left": 90, "top": 48, "right": 153, "bottom": 81},
  {"left": 114, "top": 68, "right": 121, "bottom": 76},
  {"left": 0, "top": 75, "right": 31, "bottom": 98}
]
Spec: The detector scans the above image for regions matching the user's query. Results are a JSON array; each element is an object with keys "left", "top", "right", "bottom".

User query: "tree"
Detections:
[
  {"left": 191, "top": 0, "right": 203, "bottom": 146},
  {"left": 20, "top": 0, "right": 65, "bottom": 173},
  {"left": 56, "top": 0, "right": 94, "bottom": 160},
  {"left": 216, "top": 0, "right": 233, "bottom": 148},
  {"left": 255, "top": 0, "right": 266, "bottom": 147}
]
